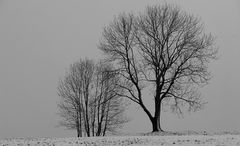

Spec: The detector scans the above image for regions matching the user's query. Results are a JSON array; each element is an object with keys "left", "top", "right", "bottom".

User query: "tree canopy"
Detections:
[{"left": 99, "top": 4, "right": 217, "bottom": 132}]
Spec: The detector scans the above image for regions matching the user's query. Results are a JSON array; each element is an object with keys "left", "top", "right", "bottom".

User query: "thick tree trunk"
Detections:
[
  {"left": 151, "top": 117, "right": 158, "bottom": 132},
  {"left": 138, "top": 91, "right": 164, "bottom": 133},
  {"left": 151, "top": 98, "right": 163, "bottom": 132},
  {"left": 151, "top": 116, "right": 163, "bottom": 132}
]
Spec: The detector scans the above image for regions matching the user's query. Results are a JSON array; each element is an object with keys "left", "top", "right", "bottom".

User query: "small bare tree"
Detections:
[
  {"left": 57, "top": 59, "right": 128, "bottom": 137},
  {"left": 57, "top": 59, "right": 94, "bottom": 137},
  {"left": 91, "top": 63, "right": 128, "bottom": 136},
  {"left": 99, "top": 4, "right": 217, "bottom": 132}
]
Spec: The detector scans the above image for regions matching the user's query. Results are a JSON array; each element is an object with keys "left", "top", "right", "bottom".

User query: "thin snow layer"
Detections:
[{"left": 1, "top": 135, "right": 240, "bottom": 146}]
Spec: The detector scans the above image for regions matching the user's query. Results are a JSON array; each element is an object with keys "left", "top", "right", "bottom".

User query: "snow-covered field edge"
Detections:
[{"left": 1, "top": 134, "right": 240, "bottom": 146}]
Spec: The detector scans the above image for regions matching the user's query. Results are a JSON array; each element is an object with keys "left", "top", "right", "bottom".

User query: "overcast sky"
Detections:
[{"left": 0, "top": 0, "right": 240, "bottom": 138}]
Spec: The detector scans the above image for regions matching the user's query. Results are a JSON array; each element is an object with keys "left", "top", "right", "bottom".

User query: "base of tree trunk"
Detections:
[
  {"left": 151, "top": 117, "right": 164, "bottom": 132},
  {"left": 152, "top": 128, "right": 164, "bottom": 132}
]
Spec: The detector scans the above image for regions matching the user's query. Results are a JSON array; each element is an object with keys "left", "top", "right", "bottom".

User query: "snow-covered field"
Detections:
[{"left": 1, "top": 135, "right": 240, "bottom": 146}]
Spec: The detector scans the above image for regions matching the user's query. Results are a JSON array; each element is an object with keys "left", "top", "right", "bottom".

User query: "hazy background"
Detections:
[{"left": 0, "top": 0, "right": 240, "bottom": 138}]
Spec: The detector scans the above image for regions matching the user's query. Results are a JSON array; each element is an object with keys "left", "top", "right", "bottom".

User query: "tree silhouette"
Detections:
[
  {"left": 57, "top": 59, "right": 128, "bottom": 136},
  {"left": 99, "top": 4, "right": 217, "bottom": 132}
]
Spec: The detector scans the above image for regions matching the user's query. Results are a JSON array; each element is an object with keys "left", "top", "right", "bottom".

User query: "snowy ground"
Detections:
[{"left": 1, "top": 134, "right": 240, "bottom": 146}]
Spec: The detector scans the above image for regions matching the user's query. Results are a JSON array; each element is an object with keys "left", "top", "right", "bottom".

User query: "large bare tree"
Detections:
[
  {"left": 99, "top": 4, "right": 217, "bottom": 132},
  {"left": 57, "top": 59, "right": 128, "bottom": 137}
]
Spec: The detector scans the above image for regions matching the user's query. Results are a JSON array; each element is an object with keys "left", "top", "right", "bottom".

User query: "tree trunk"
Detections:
[
  {"left": 151, "top": 117, "right": 159, "bottom": 132},
  {"left": 77, "top": 121, "right": 80, "bottom": 137},
  {"left": 96, "top": 123, "right": 102, "bottom": 136},
  {"left": 151, "top": 116, "right": 163, "bottom": 132},
  {"left": 151, "top": 98, "right": 163, "bottom": 132},
  {"left": 79, "top": 111, "right": 82, "bottom": 137}
]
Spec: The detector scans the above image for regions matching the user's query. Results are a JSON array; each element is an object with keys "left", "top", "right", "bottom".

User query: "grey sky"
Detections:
[{"left": 0, "top": 0, "right": 239, "bottom": 138}]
